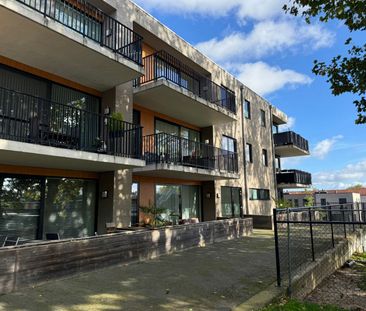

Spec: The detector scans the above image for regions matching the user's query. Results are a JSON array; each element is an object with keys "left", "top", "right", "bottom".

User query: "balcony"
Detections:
[
  {"left": 133, "top": 51, "right": 237, "bottom": 127},
  {"left": 0, "top": 0, "right": 144, "bottom": 91},
  {"left": 0, "top": 87, "right": 145, "bottom": 171},
  {"left": 133, "top": 133, "right": 239, "bottom": 180},
  {"left": 277, "top": 170, "right": 312, "bottom": 188},
  {"left": 274, "top": 131, "right": 310, "bottom": 157}
]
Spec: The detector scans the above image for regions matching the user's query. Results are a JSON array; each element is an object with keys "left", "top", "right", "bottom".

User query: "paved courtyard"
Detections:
[{"left": 0, "top": 230, "right": 276, "bottom": 311}]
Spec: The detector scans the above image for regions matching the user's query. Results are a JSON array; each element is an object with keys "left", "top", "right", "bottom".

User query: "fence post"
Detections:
[
  {"left": 329, "top": 206, "right": 335, "bottom": 248},
  {"left": 287, "top": 208, "right": 292, "bottom": 296},
  {"left": 309, "top": 207, "right": 315, "bottom": 261},
  {"left": 273, "top": 209, "right": 281, "bottom": 287},
  {"left": 352, "top": 203, "right": 355, "bottom": 232},
  {"left": 342, "top": 206, "right": 347, "bottom": 239}
]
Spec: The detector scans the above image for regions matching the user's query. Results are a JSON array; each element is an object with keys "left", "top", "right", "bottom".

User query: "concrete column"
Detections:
[
  {"left": 100, "top": 81, "right": 134, "bottom": 229},
  {"left": 98, "top": 172, "right": 114, "bottom": 234}
]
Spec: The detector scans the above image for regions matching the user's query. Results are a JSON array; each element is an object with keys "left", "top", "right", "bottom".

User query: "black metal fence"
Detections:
[
  {"left": 274, "top": 203, "right": 366, "bottom": 295},
  {"left": 274, "top": 131, "right": 309, "bottom": 152},
  {"left": 16, "top": 0, "right": 143, "bottom": 64},
  {"left": 0, "top": 87, "right": 143, "bottom": 158},
  {"left": 143, "top": 132, "right": 239, "bottom": 173},
  {"left": 134, "top": 51, "right": 236, "bottom": 113}
]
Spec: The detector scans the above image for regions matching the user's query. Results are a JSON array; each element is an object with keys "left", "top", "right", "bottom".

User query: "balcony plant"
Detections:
[{"left": 108, "top": 112, "right": 125, "bottom": 137}]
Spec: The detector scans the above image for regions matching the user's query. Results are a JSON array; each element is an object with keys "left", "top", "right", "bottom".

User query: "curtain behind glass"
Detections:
[
  {"left": 44, "top": 178, "right": 96, "bottom": 239},
  {"left": 181, "top": 185, "right": 201, "bottom": 220},
  {"left": 0, "top": 65, "right": 48, "bottom": 98}
]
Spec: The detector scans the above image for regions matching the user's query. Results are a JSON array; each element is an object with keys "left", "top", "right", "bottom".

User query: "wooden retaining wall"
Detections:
[{"left": 0, "top": 218, "right": 253, "bottom": 294}]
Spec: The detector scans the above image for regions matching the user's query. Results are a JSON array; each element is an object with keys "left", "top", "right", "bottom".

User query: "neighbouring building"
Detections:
[
  {"left": 0, "top": 0, "right": 311, "bottom": 243},
  {"left": 284, "top": 189, "right": 366, "bottom": 207}
]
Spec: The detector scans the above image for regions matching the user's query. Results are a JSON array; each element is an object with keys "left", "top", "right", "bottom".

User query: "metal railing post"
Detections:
[
  {"left": 43, "top": 0, "right": 47, "bottom": 16},
  {"left": 273, "top": 209, "right": 282, "bottom": 287},
  {"left": 309, "top": 207, "right": 315, "bottom": 261},
  {"left": 342, "top": 206, "right": 347, "bottom": 238},
  {"left": 287, "top": 208, "right": 292, "bottom": 296},
  {"left": 329, "top": 206, "right": 335, "bottom": 248},
  {"left": 352, "top": 203, "right": 355, "bottom": 232}
]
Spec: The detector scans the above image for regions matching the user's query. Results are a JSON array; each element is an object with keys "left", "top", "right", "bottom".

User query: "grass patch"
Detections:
[
  {"left": 262, "top": 299, "right": 345, "bottom": 311},
  {"left": 352, "top": 253, "right": 366, "bottom": 290},
  {"left": 352, "top": 252, "right": 366, "bottom": 261}
]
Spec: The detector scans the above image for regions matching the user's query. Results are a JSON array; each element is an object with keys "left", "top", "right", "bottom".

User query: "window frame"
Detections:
[
  {"left": 245, "top": 143, "right": 253, "bottom": 163},
  {"left": 262, "top": 149, "right": 268, "bottom": 167},
  {"left": 249, "top": 188, "right": 270, "bottom": 201},
  {"left": 222, "top": 135, "right": 237, "bottom": 153},
  {"left": 260, "top": 109, "right": 266, "bottom": 127},
  {"left": 244, "top": 100, "right": 251, "bottom": 119}
]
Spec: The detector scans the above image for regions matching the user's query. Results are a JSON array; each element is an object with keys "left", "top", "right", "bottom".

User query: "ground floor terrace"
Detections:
[
  {"left": 0, "top": 164, "right": 275, "bottom": 248},
  {"left": 0, "top": 230, "right": 276, "bottom": 311}
]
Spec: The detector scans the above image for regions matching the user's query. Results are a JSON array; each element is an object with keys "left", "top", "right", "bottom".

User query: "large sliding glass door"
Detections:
[
  {"left": 44, "top": 178, "right": 96, "bottom": 239},
  {"left": 221, "top": 187, "right": 242, "bottom": 218},
  {"left": 0, "top": 177, "right": 42, "bottom": 240},
  {"left": 155, "top": 184, "right": 201, "bottom": 222},
  {"left": 0, "top": 174, "right": 97, "bottom": 242}
]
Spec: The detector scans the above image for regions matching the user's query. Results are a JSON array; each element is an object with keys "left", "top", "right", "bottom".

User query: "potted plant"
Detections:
[{"left": 139, "top": 201, "right": 168, "bottom": 229}]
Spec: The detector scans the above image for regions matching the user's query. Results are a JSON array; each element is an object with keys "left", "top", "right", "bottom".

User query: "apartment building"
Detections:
[{"left": 0, "top": 0, "right": 311, "bottom": 242}]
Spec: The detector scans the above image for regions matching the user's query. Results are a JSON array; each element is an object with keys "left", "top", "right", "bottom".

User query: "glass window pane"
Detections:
[
  {"left": 131, "top": 183, "right": 139, "bottom": 225},
  {"left": 44, "top": 178, "right": 96, "bottom": 239},
  {"left": 181, "top": 186, "right": 201, "bottom": 220},
  {"left": 156, "top": 185, "right": 180, "bottom": 222},
  {"left": 0, "top": 177, "right": 41, "bottom": 240},
  {"left": 155, "top": 120, "right": 179, "bottom": 136},
  {"left": 232, "top": 188, "right": 241, "bottom": 217},
  {"left": 221, "top": 187, "right": 232, "bottom": 218}
]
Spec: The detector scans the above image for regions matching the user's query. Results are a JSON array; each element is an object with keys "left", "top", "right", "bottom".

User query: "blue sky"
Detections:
[{"left": 134, "top": 0, "right": 366, "bottom": 190}]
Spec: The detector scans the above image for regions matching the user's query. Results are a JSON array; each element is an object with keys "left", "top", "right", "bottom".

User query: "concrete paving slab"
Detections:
[{"left": 0, "top": 230, "right": 276, "bottom": 311}]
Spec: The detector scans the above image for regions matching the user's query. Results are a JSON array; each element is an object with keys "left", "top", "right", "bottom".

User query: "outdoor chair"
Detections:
[
  {"left": 0, "top": 235, "right": 7, "bottom": 247},
  {"left": 46, "top": 233, "right": 60, "bottom": 240},
  {"left": 3, "top": 236, "right": 20, "bottom": 247}
]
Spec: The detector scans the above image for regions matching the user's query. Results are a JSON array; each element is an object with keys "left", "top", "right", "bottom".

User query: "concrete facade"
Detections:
[{"left": 0, "top": 0, "right": 311, "bottom": 233}]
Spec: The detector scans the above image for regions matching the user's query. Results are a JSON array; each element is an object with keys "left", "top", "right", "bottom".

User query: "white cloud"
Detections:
[
  {"left": 312, "top": 135, "right": 343, "bottom": 160},
  {"left": 195, "top": 21, "right": 335, "bottom": 63},
  {"left": 227, "top": 62, "right": 312, "bottom": 96},
  {"left": 313, "top": 160, "right": 366, "bottom": 190},
  {"left": 280, "top": 116, "right": 296, "bottom": 131},
  {"left": 134, "top": 0, "right": 285, "bottom": 21}
]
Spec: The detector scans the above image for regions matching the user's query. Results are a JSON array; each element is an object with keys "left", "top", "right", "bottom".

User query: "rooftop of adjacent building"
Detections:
[{"left": 285, "top": 188, "right": 366, "bottom": 196}]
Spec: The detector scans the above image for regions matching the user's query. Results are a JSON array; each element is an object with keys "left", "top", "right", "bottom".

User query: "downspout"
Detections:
[
  {"left": 240, "top": 86, "right": 250, "bottom": 215},
  {"left": 269, "top": 105, "right": 279, "bottom": 203}
]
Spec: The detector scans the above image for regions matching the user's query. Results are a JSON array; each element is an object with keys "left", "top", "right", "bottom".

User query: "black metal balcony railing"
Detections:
[
  {"left": 276, "top": 169, "right": 312, "bottom": 185},
  {"left": 274, "top": 131, "right": 309, "bottom": 152},
  {"left": 16, "top": 0, "right": 143, "bottom": 65},
  {"left": 134, "top": 51, "right": 237, "bottom": 114},
  {"left": 143, "top": 133, "right": 238, "bottom": 173},
  {"left": 0, "top": 87, "right": 143, "bottom": 158}
]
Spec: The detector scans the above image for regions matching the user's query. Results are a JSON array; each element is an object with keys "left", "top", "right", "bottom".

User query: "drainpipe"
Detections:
[
  {"left": 269, "top": 105, "right": 279, "bottom": 203},
  {"left": 240, "top": 86, "right": 250, "bottom": 215}
]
